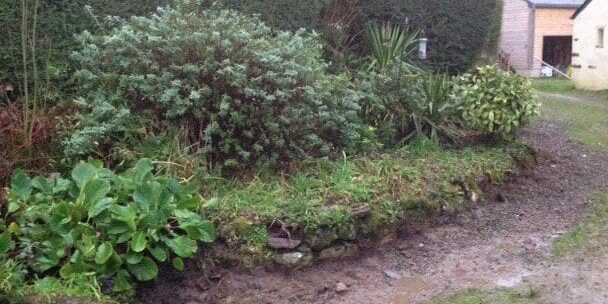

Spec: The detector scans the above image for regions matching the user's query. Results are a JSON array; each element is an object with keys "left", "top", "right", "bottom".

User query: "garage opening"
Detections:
[{"left": 542, "top": 36, "right": 572, "bottom": 72}]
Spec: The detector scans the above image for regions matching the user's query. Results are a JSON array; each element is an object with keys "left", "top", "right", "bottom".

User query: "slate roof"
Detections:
[
  {"left": 526, "top": 0, "right": 586, "bottom": 8},
  {"left": 572, "top": 0, "right": 593, "bottom": 18}
]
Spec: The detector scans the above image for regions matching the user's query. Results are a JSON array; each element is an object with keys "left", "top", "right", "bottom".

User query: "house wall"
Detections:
[
  {"left": 531, "top": 8, "right": 577, "bottom": 76},
  {"left": 572, "top": 0, "right": 608, "bottom": 90},
  {"left": 500, "top": 0, "right": 533, "bottom": 75}
]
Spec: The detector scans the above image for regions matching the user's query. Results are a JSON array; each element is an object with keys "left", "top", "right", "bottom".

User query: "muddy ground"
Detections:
[{"left": 140, "top": 101, "right": 608, "bottom": 303}]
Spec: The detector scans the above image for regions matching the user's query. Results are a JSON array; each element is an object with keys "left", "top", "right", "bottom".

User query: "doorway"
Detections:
[{"left": 542, "top": 36, "right": 572, "bottom": 71}]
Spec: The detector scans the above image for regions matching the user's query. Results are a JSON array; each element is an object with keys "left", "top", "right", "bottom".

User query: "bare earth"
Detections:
[{"left": 140, "top": 110, "right": 608, "bottom": 303}]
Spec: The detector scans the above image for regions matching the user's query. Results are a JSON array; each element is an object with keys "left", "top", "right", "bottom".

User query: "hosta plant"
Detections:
[
  {"left": 453, "top": 65, "right": 540, "bottom": 137},
  {"left": 3, "top": 159, "right": 215, "bottom": 291}
]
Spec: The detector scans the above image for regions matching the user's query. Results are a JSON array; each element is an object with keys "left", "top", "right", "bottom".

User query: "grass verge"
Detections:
[
  {"left": 553, "top": 192, "right": 608, "bottom": 258},
  {"left": 199, "top": 138, "right": 535, "bottom": 266},
  {"left": 532, "top": 78, "right": 608, "bottom": 99},
  {"left": 532, "top": 79, "right": 608, "bottom": 150},
  {"left": 429, "top": 288, "right": 538, "bottom": 304}
]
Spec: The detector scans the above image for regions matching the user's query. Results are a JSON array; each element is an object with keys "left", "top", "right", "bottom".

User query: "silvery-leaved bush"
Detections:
[{"left": 65, "top": 4, "right": 365, "bottom": 171}]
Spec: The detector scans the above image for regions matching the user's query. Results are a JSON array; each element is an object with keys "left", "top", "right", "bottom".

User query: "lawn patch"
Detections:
[
  {"left": 553, "top": 192, "right": 608, "bottom": 257},
  {"left": 429, "top": 288, "right": 538, "bottom": 304},
  {"left": 533, "top": 79, "right": 608, "bottom": 150},
  {"left": 531, "top": 78, "right": 576, "bottom": 93}
]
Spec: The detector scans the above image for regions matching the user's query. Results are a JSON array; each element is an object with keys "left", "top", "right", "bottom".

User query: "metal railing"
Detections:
[{"left": 533, "top": 57, "right": 571, "bottom": 79}]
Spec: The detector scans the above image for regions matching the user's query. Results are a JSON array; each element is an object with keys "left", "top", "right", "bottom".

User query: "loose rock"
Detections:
[
  {"left": 335, "top": 282, "right": 348, "bottom": 293},
  {"left": 318, "top": 244, "right": 359, "bottom": 260},
  {"left": 383, "top": 269, "right": 402, "bottom": 280},
  {"left": 275, "top": 252, "right": 313, "bottom": 269},
  {"left": 267, "top": 236, "right": 301, "bottom": 250},
  {"left": 307, "top": 227, "right": 338, "bottom": 250}
]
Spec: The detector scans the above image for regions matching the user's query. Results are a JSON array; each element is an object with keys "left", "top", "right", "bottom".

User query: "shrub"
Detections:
[
  {"left": 453, "top": 65, "right": 540, "bottom": 137},
  {"left": 65, "top": 5, "right": 365, "bottom": 172},
  {"left": 408, "top": 73, "right": 463, "bottom": 141},
  {"left": 4, "top": 159, "right": 215, "bottom": 291},
  {"left": 367, "top": 22, "right": 419, "bottom": 73},
  {"left": 357, "top": 65, "right": 419, "bottom": 145},
  {"left": 357, "top": 61, "right": 460, "bottom": 145}
]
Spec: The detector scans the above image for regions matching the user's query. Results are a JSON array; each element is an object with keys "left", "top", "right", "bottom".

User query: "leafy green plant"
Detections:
[
  {"left": 4, "top": 159, "right": 215, "bottom": 291},
  {"left": 65, "top": 5, "right": 365, "bottom": 172},
  {"left": 357, "top": 66, "right": 417, "bottom": 145},
  {"left": 409, "top": 73, "right": 463, "bottom": 141},
  {"left": 453, "top": 65, "right": 540, "bottom": 137},
  {"left": 367, "top": 22, "right": 419, "bottom": 72},
  {"left": 357, "top": 67, "right": 460, "bottom": 145}
]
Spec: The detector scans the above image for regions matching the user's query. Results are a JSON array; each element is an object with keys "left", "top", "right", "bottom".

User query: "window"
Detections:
[{"left": 598, "top": 28, "right": 605, "bottom": 48}]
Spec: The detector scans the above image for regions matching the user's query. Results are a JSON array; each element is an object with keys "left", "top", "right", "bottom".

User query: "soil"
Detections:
[{"left": 139, "top": 119, "right": 608, "bottom": 303}]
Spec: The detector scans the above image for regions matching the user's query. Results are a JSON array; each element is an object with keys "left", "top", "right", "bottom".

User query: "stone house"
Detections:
[
  {"left": 500, "top": 0, "right": 585, "bottom": 77},
  {"left": 571, "top": 0, "right": 608, "bottom": 90}
]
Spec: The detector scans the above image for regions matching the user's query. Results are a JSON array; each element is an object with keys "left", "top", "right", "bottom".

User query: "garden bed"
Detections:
[{"left": 199, "top": 139, "right": 537, "bottom": 268}]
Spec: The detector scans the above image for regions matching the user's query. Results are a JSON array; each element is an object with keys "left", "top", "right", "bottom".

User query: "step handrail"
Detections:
[{"left": 533, "top": 57, "right": 571, "bottom": 79}]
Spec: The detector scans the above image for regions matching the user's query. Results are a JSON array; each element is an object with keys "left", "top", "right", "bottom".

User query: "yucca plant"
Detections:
[
  {"left": 407, "top": 73, "right": 463, "bottom": 142},
  {"left": 368, "top": 22, "right": 419, "bottom": 72}
]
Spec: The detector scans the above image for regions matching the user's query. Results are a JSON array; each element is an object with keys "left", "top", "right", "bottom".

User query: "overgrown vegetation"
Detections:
[
  {"left": 202, "top": 139, "right": 533, "bottom": 266},
  {"left": 0, "top": 0, "right": 541, "bottom": 302}
]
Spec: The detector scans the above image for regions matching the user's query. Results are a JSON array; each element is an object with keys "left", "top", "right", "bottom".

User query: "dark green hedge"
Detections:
[
  {"left": 216, "top": 0, "right": 330, "bottom": 31},
  {"left": 0, "top": 0, "right": 165, "bottom": 93},
  {"left": 221, "top": 0, "right": 503, "bottom": 73},
  {"left": 358, "top": 0, "right": 503, "bottom": 73},
  {"left": 0, "top": 0, "right": 502, "bottom": 94}
]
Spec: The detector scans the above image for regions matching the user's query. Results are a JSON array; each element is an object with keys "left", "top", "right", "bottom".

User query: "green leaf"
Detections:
[
  {"left": 133, "top": 181, "right": 162, "bottom": 211},
  {"left": 89, "top": 197, "right": 113, "bottom": 218},
  {"left": 32, "top": 176, "right": 53, "bottom": 193},
  {"left": 11, "top": 170, "right": 32, "bottom": 201},
  {"left": 113, "top": 271, "right": 133, "bottom": 292},
  {"left": 198, "top": 220, "right": 216, "bottom": 243},
  {"left": 164, "top": 236, "right": 198, "bottom": 258},
  {"left": 72, "top": 163, "right": 97, "bottom": 190},
  {"left": 127, "top": 257, "right": 158, "bottom": 281},
  {"left": 130, "top": 232, "right": 147, "bottom": 253},
  {"left": 77, "top": 234, "right": 97, "bottom": 258},
  {"left": 81, "top": 178, "right": 111, "bottom": 207},
  {"left": 110, "top": 205, "right": 137, "bottom": 231},
  {"left": 132, "top": 158, "right": 154, "bottom": 182},
  {"left": 95, "top": 242, "right": 114, "bottom": 265},
  {"left": 0, "top": 232, "right": 13, "bottom": 254},
  {"left": 149, "top": 246, "right": 167, "bottom": 262},
  {"left": 172, "top": 257, "right": 185, "bottom": 271},
  {"left": 126, "top": 251, "right": 144, "bottom": 264},
  {"left": 59, "top": 263, "right": 74, "bottom": 279}
]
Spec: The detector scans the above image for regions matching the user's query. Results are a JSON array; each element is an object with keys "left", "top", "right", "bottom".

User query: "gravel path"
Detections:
[{"left": 140, "top": 116, "right": 608, "bottom": 304}]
